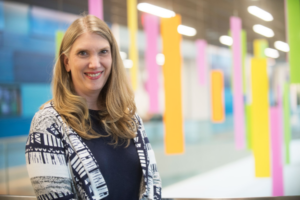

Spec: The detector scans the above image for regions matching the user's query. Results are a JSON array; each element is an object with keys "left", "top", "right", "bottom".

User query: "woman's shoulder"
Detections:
[
  {"left": 33, "top": 101, "right": 58, "bottom": 120},
  {"left": 30, "top": 101, "right": 64, "bottom": 134}
]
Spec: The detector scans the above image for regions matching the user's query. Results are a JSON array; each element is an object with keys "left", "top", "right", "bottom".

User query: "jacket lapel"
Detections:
[
  {"left": 133, "top": 115, "right": 150, "bottom": 198},
  {"left": 49, "top": 104, "right": 109, "bottom": 200}
]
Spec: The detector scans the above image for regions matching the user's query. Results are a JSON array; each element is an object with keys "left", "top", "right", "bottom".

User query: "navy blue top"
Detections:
[{"left": 82, "top": 110, "right": 142, "bottom": 200}]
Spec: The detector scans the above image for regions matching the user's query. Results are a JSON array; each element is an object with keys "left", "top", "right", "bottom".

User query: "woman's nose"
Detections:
[{"left": 89, "top": 55, "right": 101, "bottom": 69}]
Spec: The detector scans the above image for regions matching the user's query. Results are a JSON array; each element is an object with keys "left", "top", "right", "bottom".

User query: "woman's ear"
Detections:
[{"left": 63, "top": 54, "right": 70, "bottom": 72}]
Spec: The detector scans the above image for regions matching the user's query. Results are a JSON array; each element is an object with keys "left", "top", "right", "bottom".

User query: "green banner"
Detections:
[
  {"left": 286, "top": 0, "right": 300, "bottom": 83},
  {"left": 245, "top": 104, "right": 252, "bottom": 150},
  {"left": 283, "top": 83, "right": 291, "bottom": 164},
  {"left": 56, "top": 31, "right": 65, "bottom": 59}
]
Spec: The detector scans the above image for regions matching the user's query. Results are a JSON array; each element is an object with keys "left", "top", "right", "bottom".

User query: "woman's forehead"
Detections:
[{"left": 72, "top": 32, "right": 110, "bottom": 49}]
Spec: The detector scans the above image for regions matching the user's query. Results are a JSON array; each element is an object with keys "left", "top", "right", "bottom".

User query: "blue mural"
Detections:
[{"left": 0, "top": 1, "right": 71, "bottom": 137}]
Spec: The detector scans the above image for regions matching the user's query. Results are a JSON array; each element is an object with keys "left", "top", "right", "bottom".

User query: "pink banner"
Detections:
[
  {"left": 230, "top": 17, "right": 245, "bottom": 149},
  {"left": 270, "top": 88, "right": 284, "bottom": 196},
  {"left": 196, "top": 40, "right": 207, "bottom": 85},
  {"left": 144, "top": 14, "right": 159, "bottom": 113},
  {"left": 88, "top": 0, "right": 103, "bottom": 20}
]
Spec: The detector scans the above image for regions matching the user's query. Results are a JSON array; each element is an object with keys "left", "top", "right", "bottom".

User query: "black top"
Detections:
[{"left": 81, "top": 110, "right": 142, "bottom": 200}]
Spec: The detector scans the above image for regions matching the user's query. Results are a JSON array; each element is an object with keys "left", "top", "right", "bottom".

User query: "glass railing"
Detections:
[
  {"left": 1, "top": 113, "right": 299, "bottom": 196},
  {"left": 0, "top": 195, "right": 299, "bottom": 200}
]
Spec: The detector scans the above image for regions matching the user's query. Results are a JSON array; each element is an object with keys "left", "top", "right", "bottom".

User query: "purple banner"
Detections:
[
  {"left": 230, "top": 16, "right": 245, "bottom": 149},
  {"left": 144, "top": 14, "right": 159, "bottom": 113},
  {"left": 196, "top": 40, "right": 207, "bottom": 85},
  {"left": 270, "top": 87, "right": 284, "bottom": 196},
  {"left": 88, "top": 0, "right": 103, "bottom": 20}
]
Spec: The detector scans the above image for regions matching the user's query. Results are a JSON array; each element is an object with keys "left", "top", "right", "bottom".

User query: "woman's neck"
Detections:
[{"left": 75, "top": 89, "right": 100, "bottom": 110}]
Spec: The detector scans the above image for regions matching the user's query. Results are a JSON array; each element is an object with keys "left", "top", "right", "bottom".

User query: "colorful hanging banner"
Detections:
[
  {"left": 196, "top": 40, "right": 208, "bottom": 85},
  {"left": 230, "top": 16, "right": 245, "bottom": 149},
  {"left": 270, "top": 107, "right": 284, "bottom": 196},
  {"left": 127, "top": 0, "right": 138, "bottom": 90},
  {"left": 241, "top": 29, "right": 252, "bottom": 150},
  {"left": 161, "top": 15, "right": 184, "bottom": 154},
  {"left": 270, "top": 86, "right": 284, "bottom": 196},
  {"left": 245, "top": 104, "right": 252, "bottom": 149},
  {"left": 229, "top": 29, "right": 247, "bottom": 93},
  {"left": 283, "top": 82, "right": 291, "bottom": 164},
  {"left": 88, "top": 0, "right": 103, "bottom": 20},
  {"left": 144, "top": 14, "right": 159, "bottom": 113},
  {"left": 286, "top": 0, "right": 300, "bottom": 83},
  {"left": 253, "top": 39, "right": 268, "bottom": 58},
  {"left": 251, "top": 58, "right": 271, "bottom": 177},
  {"left": 211, "top": 70, "right": 225, "bottom": 123},
  {"left": 55, "top": 31, "right": 64, "bottom": 59},
  {"left": 241, "top": 30, "right": 247, "bottom": 94}
]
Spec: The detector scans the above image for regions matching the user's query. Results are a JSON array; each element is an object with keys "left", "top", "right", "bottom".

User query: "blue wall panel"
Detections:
[
  {"left": 0, "top": 49, "right": 14, "bottom": 82},
  {"left": 14, "top": 51, "right": 54, "bottom": 83},
  {"left": 21, "top": 84, "right": 52, "bottom": 117},
  {"left": 224, "top": 88, "right": 233, "bottom": 115},
  {"left": 2, "top": 31, "right": 55, "bottom": 54},
  {"left": 0, "top": 1, "right": 4, "bottom": 30},
  {"left": 3, "top": 1, "right": 29, "bottom": 34},
  {"left": 30, "top": 16, "right": 69, "bottom": 39},
  {"left": 0, "top": 117, "right": 32, "bottom": 138}
]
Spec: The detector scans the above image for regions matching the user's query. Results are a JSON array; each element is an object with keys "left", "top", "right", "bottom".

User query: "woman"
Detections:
[{"left": 25, "top": 15, "right": 161, "bottom": 200}]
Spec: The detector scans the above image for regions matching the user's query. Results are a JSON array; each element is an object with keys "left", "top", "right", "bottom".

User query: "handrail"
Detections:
[
  {"left": 0, "top": 195, "right": 36, "bottom": 200},
  {"left": 0, "top": 195, "right": 300, "bottom": 200},
  {"left": 0, "top": 136, "right": 27, "bottom": 144}
]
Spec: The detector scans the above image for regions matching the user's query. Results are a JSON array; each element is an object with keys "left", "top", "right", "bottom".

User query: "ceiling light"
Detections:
[
  {"left": 247, "top": 6, "right": 273, "bottom": 21},
  {"left": 137, "top": 3, "right": 175, "bottom": 18},
  {"left": 253, "top": 24, "right": 274, "bottom": 37},
  {"left": 123, "top": 59, "right": 133, "bottom": 68},
  {"left": 120, "top": 51, "right": 127, "bottom": 60},
  {"left": 264, "top": 48, "right": 279, "bottom": 58},
  {"left": 219, "top": 35, "right": 233, "bottom": 46},
  {"left": 177, "top": 25, "right": 197, "bottom": 36},
  {"left": 156, "top": 53, "right": 165, "bottom": 66},
  {"left": 274, "top": 41, "right": 290, "bottom": 52}
]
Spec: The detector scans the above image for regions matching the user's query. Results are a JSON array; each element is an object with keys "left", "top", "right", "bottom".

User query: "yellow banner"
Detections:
[
  {"left": 251, "top": 58, "right": 271, "bottom": 177},
  {"left": 127, "top": 0, "right": 138, "bottom": 90},
  {"left": 211, "top": 70, "right": 225, "bottom": 123},
  {"left": 161, "top": 15, "right": 184, "bottom": 154}
]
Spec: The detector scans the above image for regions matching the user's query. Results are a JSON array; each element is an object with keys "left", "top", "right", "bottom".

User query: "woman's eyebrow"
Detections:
[
  {"left": 75, "top": 48, "right": 88, "bottom": 52},
  {"left": 99, "top": 46, "right": 110, "bottom": 50},
  {"left": 75, "top": 46, "right": 110, "bottom": 52}
]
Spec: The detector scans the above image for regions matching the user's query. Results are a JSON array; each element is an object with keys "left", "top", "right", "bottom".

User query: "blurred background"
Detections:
[{"left": 0, "top": 0, "right": 299, "bottom": 198}]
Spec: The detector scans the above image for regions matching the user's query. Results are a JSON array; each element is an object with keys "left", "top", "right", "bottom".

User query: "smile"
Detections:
[{"left": 84, "top": 71, "right": 103, "bottom": 80}]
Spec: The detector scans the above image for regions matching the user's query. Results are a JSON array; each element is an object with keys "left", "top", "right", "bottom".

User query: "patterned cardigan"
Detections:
[{"left": 25, "top": 102, "right": 162, "bottom": 200}]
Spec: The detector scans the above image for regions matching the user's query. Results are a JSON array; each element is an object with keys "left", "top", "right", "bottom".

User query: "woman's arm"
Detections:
[
  {"left": 135, "top": 114, "right": 162, "bottom": 200},
  {"left": 25, "top": 109, "right": 77, "bottom": 200}
]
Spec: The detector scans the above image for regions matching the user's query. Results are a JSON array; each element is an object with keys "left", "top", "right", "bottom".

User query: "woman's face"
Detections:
[{"left": 64, "top": 32, "right": 112, "bottom": 97}]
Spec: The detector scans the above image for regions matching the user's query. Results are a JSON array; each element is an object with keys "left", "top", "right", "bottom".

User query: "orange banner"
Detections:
[
  {"left": 161, "top": 15, "right": 184, "bottom": 154},
  {"left": 211, "top": 70, "right": 225, "bottom": 123}
]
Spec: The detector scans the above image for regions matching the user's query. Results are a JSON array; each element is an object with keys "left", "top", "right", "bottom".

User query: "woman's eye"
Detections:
[
  {"left": 78, "top": 51, "right": 87, "bottom": 56},
  {"left": 100, "top": 50, "right": 108, "bottom": 54}
]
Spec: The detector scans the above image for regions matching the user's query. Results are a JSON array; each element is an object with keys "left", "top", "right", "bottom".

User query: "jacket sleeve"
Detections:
[
  {"left": 136, "top": 115, "right": 162, "bottom": 200},
  {"left": 25, "top": 109, "right": 77, "bottom": 200}
]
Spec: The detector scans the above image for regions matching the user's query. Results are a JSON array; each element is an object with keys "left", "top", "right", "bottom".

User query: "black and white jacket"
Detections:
[{"left": 25, "top": 102, "right": 162, "bottom": 200}]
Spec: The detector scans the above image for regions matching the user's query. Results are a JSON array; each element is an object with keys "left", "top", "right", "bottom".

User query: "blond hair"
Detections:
[{"left": 51, "top": 15, "right": 137, "bottom": 146}]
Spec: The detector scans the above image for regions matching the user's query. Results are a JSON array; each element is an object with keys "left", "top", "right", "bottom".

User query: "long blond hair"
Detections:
[{"left": 51, "top": 15, "right": 137, "bottom": 146}]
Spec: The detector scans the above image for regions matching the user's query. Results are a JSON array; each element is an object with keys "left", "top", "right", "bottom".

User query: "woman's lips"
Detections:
[{"left": 84, "top": 71, "right": 103, "bottom": 80}]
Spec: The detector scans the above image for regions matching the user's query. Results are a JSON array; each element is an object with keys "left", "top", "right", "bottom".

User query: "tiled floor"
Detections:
[
  {"left": 0, "top": 165, "right": 34, "bottom": 195},
  {"left": 162, "top": 139, "right": 300, "bottom": 198}
]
